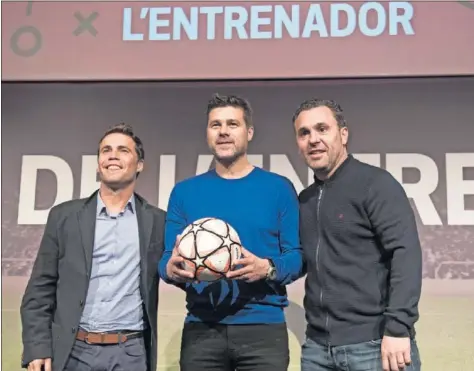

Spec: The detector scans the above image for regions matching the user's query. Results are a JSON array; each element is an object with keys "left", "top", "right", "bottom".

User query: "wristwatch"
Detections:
[{"left": 266, "top": 259, "right": 277, "bottom": 281}]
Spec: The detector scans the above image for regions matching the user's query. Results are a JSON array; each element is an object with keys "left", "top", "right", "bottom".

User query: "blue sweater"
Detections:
[{"left": 158, "top": 167, "right": 304, "bottom": 324}]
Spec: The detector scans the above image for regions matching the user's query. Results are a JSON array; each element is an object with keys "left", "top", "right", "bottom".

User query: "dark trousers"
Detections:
[
  {"left": 301, "top": 337, "right": 422, "bottom": 371},
  {"left": 64, "top": 337, "right": 147, "bottom": 371},
  {"left": 180, "top": 322, "right": 290, "bottom": 371}
]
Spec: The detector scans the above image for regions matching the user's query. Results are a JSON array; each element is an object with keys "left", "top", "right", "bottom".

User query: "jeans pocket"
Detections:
[
  {"left": 368, "top": 339, "right": 382, "bottom": 346},
  {"left": 344, "top": 341, "right": 383, "bottom": 371}
]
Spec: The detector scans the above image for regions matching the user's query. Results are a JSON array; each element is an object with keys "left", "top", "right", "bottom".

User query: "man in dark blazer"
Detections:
[{"left": 20, "top": 123, "right": 165, "bottom": 371}]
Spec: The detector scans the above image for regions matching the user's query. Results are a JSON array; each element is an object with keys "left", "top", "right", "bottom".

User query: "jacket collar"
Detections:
[
  {"left": 313, "top": 154, "right": 353, "bottom": 185},
  {"left": 83, "top": 189, "right": 148, "bottom": 210}
]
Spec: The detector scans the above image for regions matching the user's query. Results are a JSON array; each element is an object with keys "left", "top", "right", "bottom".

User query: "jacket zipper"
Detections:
[{"left": 315, "top": 185, "right": 330, "bottom": 344}]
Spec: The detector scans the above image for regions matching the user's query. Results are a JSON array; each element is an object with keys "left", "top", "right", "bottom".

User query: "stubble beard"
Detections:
[
  {"left": 213, "top": 146, "right": 246, "bottom": 167},
  {"left": 313, "top": 149, "right": 347, "bottom": 180}
]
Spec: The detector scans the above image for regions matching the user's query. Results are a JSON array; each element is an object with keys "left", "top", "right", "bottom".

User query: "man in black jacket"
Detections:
[
  {"left": 293, "top": 99, "right": 422, "bottom": 371},
  {"left": 20, "top": 123, "right": 165, "bottom": 371}
]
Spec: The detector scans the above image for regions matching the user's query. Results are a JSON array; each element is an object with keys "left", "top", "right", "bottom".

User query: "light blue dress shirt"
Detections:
[{"left": 79, "top": 194, "right": 144, "bottom": 332}]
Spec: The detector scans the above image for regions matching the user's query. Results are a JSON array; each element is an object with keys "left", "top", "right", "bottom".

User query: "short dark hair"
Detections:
[
  {"left": 98, "top": 123, "right": 145, "bottom": 161},
  {"left": 292, "top": 99, "right": 347, "bottom": 128},
  {"left": 206, "top": 93, "right": 253, "bottom": 127}
]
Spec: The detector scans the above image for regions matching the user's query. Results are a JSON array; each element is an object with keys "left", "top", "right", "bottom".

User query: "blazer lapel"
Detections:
[
  {"left": 77, "top": 192, "right": 98, "bottom": 276},
  {"left": 136, "top": 195, "right": 153, "bottom": 290}
]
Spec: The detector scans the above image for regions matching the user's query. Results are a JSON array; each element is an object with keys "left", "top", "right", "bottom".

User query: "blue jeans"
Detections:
[{"left": 301, "top": 338, "right": 421, "bottom": 371}]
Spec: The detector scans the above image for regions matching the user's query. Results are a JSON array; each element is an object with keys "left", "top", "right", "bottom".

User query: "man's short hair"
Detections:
[
  {"left": 292, "top": 99, "right": 347, "bottom": 128},
  {"left": 98, "top": 123, "right": 145, "bottom": 161},
  {"left": 206, "top": 93, "right": 254, "bottom": 128}
]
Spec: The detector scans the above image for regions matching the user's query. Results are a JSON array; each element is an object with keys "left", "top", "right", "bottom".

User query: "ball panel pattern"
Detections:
[{"left": 177, "top": 217, "right": 242, "bottom": 281}]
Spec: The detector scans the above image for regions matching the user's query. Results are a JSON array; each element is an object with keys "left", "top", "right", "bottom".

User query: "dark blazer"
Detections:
[{"left": 20, "top": 191, "right": 165, "bottom": 371}]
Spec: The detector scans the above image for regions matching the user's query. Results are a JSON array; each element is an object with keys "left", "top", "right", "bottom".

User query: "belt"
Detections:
[{"left": 76, "top": 329, "right": 143, "bottom": 345}]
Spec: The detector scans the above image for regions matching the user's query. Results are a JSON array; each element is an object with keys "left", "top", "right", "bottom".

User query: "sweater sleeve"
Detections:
[
  {"left": 365, "top": 171, "right": 423, "bottom": 337},
  {"left": 269, "top": 178, "right": 305, "bottom": 285},
  {"left": 158, "top": 184, "right": 187, "bottom": 290}
]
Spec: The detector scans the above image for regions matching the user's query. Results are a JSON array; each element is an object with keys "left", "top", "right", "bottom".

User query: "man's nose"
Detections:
[
  {"left": 107, "top": 150, "right": 120, "bottom": 159},
  {"left": 309, "top": 131, "right": 321, "bottom": 144},
  {"left": 219, "top": 125, "right": 230, "bottom": 135}
]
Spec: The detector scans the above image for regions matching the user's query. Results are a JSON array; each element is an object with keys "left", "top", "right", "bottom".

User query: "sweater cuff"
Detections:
[
  {"left": 384, "top": 318, "right": 410, "bottom": 337},
  {"left": 158, "top": 261, "right": 172, "bottom": 284}
]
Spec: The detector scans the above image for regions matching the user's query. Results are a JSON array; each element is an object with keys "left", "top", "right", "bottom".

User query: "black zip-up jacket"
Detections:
[{"left": 299, "top": 155, "right": 422, "bottom": 346}]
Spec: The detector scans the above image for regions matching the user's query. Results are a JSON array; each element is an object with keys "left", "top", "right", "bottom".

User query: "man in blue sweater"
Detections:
[{"left": 158, "top": 93, "right": 304, "bottom": 371}]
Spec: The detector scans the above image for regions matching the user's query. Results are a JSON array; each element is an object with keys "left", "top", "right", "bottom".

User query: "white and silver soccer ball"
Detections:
[{"left": 177, "top": 217, "right": 242, "bottom": 282}]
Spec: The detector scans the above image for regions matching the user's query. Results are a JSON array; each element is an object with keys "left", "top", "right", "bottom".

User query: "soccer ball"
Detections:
[{"left": 177, "top": 217, "right": 242, "bottom": 282}]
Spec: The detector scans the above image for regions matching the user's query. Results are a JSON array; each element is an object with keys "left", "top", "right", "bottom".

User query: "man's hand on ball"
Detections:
[
  {"left": 166, "top": 235, "right": 194, "bottom": 283},
  {"left": 166, "top": 254, "right": 194, "bottom": 283},
  {"left": 226, "top": 247, "right": 270, "bottom": 282}
]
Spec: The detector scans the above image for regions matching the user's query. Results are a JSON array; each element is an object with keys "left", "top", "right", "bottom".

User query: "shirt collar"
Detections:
[{"left": 97, "top": 193, "right": 135, "bottom": 216}]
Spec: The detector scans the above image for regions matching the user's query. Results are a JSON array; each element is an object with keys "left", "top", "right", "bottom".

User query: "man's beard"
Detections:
[{"left": 213, "top": 148, "right": 245, "bottom": 166}]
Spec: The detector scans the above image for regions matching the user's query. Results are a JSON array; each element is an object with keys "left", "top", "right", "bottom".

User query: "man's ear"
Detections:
[
  {"left": 137, "top": 160, "right": 144, "bottom": 173},
  {"left": 247, "top": 126, "right": 254, "bottom": 142},
  {"left": 341, "top": 127, "right": 349, "bottom": 146}
]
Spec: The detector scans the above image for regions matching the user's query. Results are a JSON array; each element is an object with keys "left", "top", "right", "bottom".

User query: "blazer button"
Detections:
[
  {"left": 71, "top": 327, "right": 76, "bottom": 333},
  {"left": 80, "top": 300, "right": 84, "bottom": 307}
]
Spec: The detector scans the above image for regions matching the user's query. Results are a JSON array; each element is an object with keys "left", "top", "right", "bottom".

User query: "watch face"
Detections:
[{"left": 269, "top": 268, "right": 277, "bottom": 280}]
